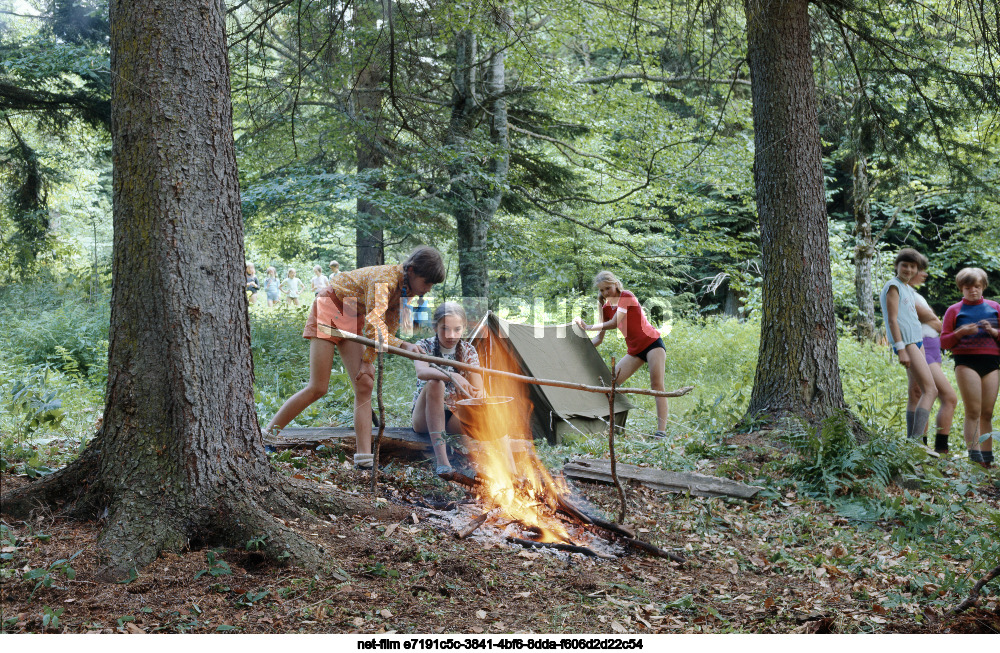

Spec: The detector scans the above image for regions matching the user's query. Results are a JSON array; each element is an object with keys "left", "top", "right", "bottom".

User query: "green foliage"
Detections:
[
  {"left": 0, "top": 281, "right": 109, "bottom": 379},
  {"left": 194, "top": 550, "right": 232, "bottom": 580},
  {"left": 6, "top": 365, "right": 65, "bottom": 441},
  {"left": 23, "top": 550, "right": 82, "bottom": 600},
  {"left": 40, "top": 606, "right": 64, "bottom": 631},
  {"left": 781, "top": 413, "right": 914, "bottom": 501},
  {"left": 362, "top": 562, "right": 400, "bottom": 579}
]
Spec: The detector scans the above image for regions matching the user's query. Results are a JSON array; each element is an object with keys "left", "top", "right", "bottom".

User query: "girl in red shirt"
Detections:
[{"left": 574, "top": 271, "right": 668, "bottom": 438}]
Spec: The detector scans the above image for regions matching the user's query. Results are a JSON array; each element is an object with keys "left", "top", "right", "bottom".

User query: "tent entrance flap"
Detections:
[{"left": 475, "top": 313, "right": 633, "bottom": 444}]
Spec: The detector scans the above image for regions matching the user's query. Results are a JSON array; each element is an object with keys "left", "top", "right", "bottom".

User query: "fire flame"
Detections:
[{"left": 459, "top": 331, "right": 574, "bottom": 543}]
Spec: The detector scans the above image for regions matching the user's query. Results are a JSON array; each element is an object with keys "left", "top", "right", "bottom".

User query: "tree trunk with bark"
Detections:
[
  {"left": 446, "top": 27, "right": 510, "bottom": 300},
  {"left": 354, "top": 0, "right": 387, "bottom": 268},
  {"left": 1, "top": 0, "right": 386, "bottom": 580},
  {"left": 851, "top": 154, "right": 878, "bottom": 341},
  {"left": 744, "top": 0, "right": 848, "bottom": 424}
]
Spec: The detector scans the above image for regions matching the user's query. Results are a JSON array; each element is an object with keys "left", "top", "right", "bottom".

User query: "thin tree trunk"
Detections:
[
  {"left": 744, "top": 0, "right": 848, "bottom": 424},
  {"left": 447, "top": 26, "right": 510, "bottom": 300},
  {"left": 852, "top": 154, "right": 877, "bottom": 341},
  {"left": 354, "top": 0, "right": 386, "bottom": 267}
]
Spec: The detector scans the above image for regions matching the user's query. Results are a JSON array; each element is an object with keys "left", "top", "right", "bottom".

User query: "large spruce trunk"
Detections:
[
  {"left": 1, "top": 0, "right": 381, "bottom": 579},
  {"left": 744, "top": 0, "right": 847, "bottom": 423}
]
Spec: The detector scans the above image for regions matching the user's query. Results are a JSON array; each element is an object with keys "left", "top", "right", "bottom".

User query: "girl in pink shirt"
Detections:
[
  {"left": 940, "top": 267, "right": 1000, "bottom": 467},
  {"left": 575, "top": 271, "right": 668, "bottom": 438}
]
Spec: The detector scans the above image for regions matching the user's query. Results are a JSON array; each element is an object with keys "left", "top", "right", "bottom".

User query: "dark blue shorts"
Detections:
[
  {"left": 636, "top": 337, "right": 666, "bottom": 362},
  {"left": 954, "top": 355, "right": 1000, "bottom": 379}
]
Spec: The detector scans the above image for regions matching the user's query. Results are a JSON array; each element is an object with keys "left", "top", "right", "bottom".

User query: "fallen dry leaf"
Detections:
[
  {"left": 379, "top": 609, "right": 393, "bottom": 619},
  {"left": 125, "top": 623, "right": 146, "bottom": 634},
  {"left": 384, "top": 523, "right": 398, "bottom": 538},
  {"left": 476, "top": 610, "right": 488, "bottom": 619},
  {"left": 610, "top": 621, "right": 626, "bottom": 633}
]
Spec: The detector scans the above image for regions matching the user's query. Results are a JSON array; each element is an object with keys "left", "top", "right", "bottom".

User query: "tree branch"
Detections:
[{"left": 576, "top": 72, "right": 751, "bottom": 87}]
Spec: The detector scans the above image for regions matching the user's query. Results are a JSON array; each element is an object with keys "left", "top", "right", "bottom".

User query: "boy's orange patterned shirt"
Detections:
[{"left": 326, "top": 264, "right": 405, "bottom": 364}]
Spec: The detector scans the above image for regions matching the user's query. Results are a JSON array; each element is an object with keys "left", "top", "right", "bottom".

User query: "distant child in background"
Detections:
[
  {"left": 908, "top": 257, "right": 958, "bottom": 453},
  {"left": 941, "top": 268, "right": 1000, "bottom": 468},
  {"left": 411, "top": 302, "right": 483, "bottom": 475},
  {"left": 412, "top": 297, "right": 431, "bottom": 333},
  {"left": 574, "top": 270, "right": 668, "bottom": 438},
  {"left": 329, "top": 260, "right": 341, "bottom": 277},
  {"left": 310, "top": 265, "right": 329, "bottom": 294},
  {"left": 280, "top": 268, "right": 303, "bottom": 306},
  {"left": 245, "top": 263, "right": 260, "bottom": 305},
  {"left": 880, "top": 248, "right": 937, "bottom": 441},
  {"left": 263, "top": 267, "right": 280, "bottom": 307}
]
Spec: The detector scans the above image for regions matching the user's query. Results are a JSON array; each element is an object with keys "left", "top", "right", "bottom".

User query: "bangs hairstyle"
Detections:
[
  {"left": 593, "top": 270, "right": 623, "bottom": 303},
  {"left": 433, "top": 301, "right": 467, "bottom": 328},
  {"left": 404, "top": 246, "right": 446, "bottom": 284},
  {"left": 894, "top": 248, "right": 924, "bottom": 269},
  {"left": 955, "top": 267, "right": 989, "bottom": 289}
]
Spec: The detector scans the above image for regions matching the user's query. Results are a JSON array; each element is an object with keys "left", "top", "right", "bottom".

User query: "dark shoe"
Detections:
[
  {"left": 652, "top": 431, "right": 667, "bottom": 439},
  {"left": 934, "top": 434, "right": 949, "bottom": 453}
]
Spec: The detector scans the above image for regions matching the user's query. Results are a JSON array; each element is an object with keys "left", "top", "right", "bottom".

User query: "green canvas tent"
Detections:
[{"left": 472, "top": 313, "right": 633, "bottom": 444}]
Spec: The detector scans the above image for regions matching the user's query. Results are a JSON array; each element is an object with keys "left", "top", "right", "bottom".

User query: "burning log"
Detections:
[
  {"left": 455, "top": 512, "right": 490, "bottom": 540},
  {"left": 555, "top": 495, "right": 593, "bottom": 525},
  {"left": 507, "top": 537, "right": 615, "bottom": 560}
]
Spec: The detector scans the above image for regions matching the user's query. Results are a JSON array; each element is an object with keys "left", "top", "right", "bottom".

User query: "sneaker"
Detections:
[
  {"left": 353, "top": 453, "right": 374, "bottom": 469},
  {"left": 435, "top": 464, "right": 455, "bottom": 476},
  {"left": 652, "top": 430, "right": 667, "bottom": 439}
]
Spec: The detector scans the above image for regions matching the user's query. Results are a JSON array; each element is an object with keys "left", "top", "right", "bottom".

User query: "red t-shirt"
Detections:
[{"left": 601, "top": 290, "right": 661, "bottom": 356}]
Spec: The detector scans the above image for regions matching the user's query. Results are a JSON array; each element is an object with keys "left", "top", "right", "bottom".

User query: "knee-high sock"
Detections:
[
  {"left": 906, "top": 410, "right": 916, "bottom": 439},
  {"left": 911, "top": 408, "right": 930, "bottom": 442}
]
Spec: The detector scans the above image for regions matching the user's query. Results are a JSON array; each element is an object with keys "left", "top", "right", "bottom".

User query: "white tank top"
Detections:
[{"left": 913, "top": 292, "right": 939, "bottom": 339}]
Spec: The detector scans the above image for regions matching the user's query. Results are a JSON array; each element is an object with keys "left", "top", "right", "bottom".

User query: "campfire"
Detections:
[
  {"left": 456, "top": 335, "right": 573, "bottom": 545},
  {"left": 441, "top": 331, "right": 682, "bottom": 563}
]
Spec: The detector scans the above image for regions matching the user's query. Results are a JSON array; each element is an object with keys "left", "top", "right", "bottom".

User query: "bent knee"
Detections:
[
  {"left": 304, "top": 384, "right": 329, "bottom": 401},
  {"left": 353, "top": 375, "right": 374, "bottom": 394}
]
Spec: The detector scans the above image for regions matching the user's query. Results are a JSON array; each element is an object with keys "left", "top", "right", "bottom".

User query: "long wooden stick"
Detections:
[
  {"left": 507, "top": 537, "right": 614, "bottom": 560},
  {"left": 951, "top": 562, "right": 1000, "bottom": 614},
  {"left": 372, "top": 329, "right": 385, "bottom": 493},
  {"left": 608, "top": 357, "right": 627, "bottom": 524},
  {"left": 325, "top": 328, "right": 693, "bottom": 399}
]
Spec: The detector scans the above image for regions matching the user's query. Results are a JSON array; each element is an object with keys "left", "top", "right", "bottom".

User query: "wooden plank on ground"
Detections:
[
  {"left": 267, "top": 427, "right": 430, "bottom": 455},
  {"left": 563, "top": 457, "right": 760, "bottom": 500},
  {"left": 267, "top": 427, "right": 537, "bottom": 457}
]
